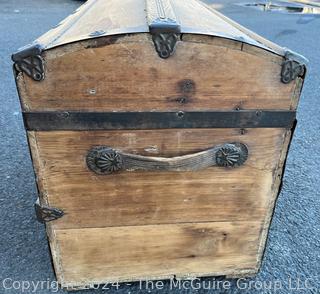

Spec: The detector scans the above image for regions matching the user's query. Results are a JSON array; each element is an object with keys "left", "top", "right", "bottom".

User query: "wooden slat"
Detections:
[
  {"left": 44, "top": 169, "right": 274, "bottom": 228},
  {"left": 256, "top": 128, "right": 293, "bottom": 267},
  {"left": 17, "top": 34, "right": 295, "bottom": 112},
  {"left": 28, "top": 0, "right": 284, "bottom": 54},
  {"left": 54, "top": 221, "right": 261, "bottom": 285},
  {"left": 29, "top": 128, "right": 286, "bottom": 229}
]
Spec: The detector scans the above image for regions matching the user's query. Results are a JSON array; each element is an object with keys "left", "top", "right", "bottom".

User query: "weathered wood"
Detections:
[
  {"left": 12, "top": 0, "right": 306, "bottom": 287},
  {"left": 29, "top": 128, "right": 286, "bottom": 230},
  {"left": 54, "top": 221, "right": 261, "bottom": 285},
  {"left": 17, "top": 34, "right": 296, "bottom": 112},
  {"left": 23, "top": 0, "right": 285, "bottom": 55},
  {"left": 256, "top": 128, "right": 293, "bottom": 268}
]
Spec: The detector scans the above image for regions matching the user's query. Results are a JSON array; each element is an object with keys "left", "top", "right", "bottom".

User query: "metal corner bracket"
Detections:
[
  {"left": 281, "top": 50, "right": 307, "bottom": 84},
  {"left": 147, "top": 0, "right": 181, "bottom": 59},
  {"left": 34, "top": 199, "right": 64, "bottom": 223},
  {"left": 12, "top": 43, "right": 45, "bottom": 81}
]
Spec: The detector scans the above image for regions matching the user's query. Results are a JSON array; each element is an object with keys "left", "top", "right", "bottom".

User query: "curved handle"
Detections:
[{"left": 86, "top": 143, "right": 248, "bottom": 175}]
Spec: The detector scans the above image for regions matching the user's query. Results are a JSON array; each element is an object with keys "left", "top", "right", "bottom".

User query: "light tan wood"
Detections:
[
  {"left": 256, "top": 129, "right": 292, "bottom": 267},
  {"left": 181, "top": 34, "right": 243, "bottom": 51},
  {"left": 17, "top": 34, "right": 295, "bottom": 112},
  {"left": 54, "top": 221, "right": 261, "bottom": 285},
  {"left": 182, "top": 35, "right": 282, "bottom": 63},
  {"left": 29, "top": 127, "right": 291, "bottom": 285},
  {"left": 32, "top": 0, "right": 284, "bottom": 55},
  {"left": 28, "top": 133, "right": 66, "bottom": 282},
  {"left": 13, "top": 0, "right": 306, "bottom": 287},
  {"left": 291, "top": 77, "right": 304, "bottom": 110},
  {"left": 29, "top": 128, "right": 286, "bottom": 230}
]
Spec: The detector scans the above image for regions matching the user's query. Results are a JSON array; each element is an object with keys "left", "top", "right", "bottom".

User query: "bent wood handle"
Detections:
[{"left": 86, "top": 143, "right": 248, "bottom": 175}]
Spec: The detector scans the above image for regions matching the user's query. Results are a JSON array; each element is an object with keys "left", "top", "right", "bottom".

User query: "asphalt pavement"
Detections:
[{"left": 0, "top": 0, "right": 319, "bottom": 293}]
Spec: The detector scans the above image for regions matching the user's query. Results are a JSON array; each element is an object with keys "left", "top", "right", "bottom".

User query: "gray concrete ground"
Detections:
[{"left": 0, "top": 0, "right": 319, "bottom": 293}]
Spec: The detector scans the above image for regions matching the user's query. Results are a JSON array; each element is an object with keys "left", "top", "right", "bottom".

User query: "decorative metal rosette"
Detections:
[
  {"left": 215, "top": 143, "right": 248, "bottom": 168},
  {"left": 86, "top": 146, "right": 123, "bottom": 174}
]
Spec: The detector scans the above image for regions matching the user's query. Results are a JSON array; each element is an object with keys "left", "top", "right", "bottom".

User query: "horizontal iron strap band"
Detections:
[{"left": 23, "top": 111, "right": 296, "bottom": 131}]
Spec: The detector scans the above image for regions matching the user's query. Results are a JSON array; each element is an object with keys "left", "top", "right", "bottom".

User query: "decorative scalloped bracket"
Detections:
[
  {"left": 34, "top": 199, "right": 64, "bottom": 223},
  {"left": 146, "top": 0, "right": 181, "bottom": 59},
  {"left": 12, "top": 44, "right": 45, "bottom": 81},
  {"left": 281, "top": 50, "right": 307, "bottom": 84}
]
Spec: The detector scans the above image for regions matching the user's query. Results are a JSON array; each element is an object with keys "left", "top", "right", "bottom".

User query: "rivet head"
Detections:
[
  {"left": 88, "top": 88, "right": 96, "bottom": 95},
  {"left": 89, "top": 30, "right": 106, "bottom": 37},
  {"left": 33, "top": 72, "right": 43, "bottom": 81},
  {"left": 177, "top": 111, "right": 184, "bottom": 118}
]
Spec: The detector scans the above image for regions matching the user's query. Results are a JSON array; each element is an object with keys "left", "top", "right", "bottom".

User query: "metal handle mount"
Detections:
[{"left": 86, "top": 143, "right": 248, "bottom": 175}]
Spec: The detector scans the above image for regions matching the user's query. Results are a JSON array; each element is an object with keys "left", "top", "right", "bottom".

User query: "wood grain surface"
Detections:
[
  {"left": 54, "top": 221, "right": 261, "bottom": 285},
  {"left": 19, "top": 33, "right": 302, "bottom": 286},
  {"left": 17, "top": 34, "right": 297, "bottom": 112},
  {"left": 29, "top": 128, "right": 286, "bottom": 230}
]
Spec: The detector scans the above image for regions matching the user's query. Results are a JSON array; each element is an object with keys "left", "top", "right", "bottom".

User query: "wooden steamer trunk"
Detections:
[{"left": 12, "top": 0, "right": 307, "bottom": 289}]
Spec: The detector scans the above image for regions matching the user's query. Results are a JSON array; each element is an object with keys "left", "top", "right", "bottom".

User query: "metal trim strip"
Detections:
[{"left": 23, "top": 110, "right": 296, "bottom": 131}]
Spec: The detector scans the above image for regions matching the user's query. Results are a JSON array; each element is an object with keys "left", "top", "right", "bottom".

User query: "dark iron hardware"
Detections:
[
  {"left": 147, "top": 0, "right": 181, "bottom": 58},
  {"left": 152, "top": 33, "right": 180, "bottom": 59},
  {"left": 12, "top": 44, "right": 45, "bottom": 81},
  {"left": 34, "top": 199, "right": 64, "bottom": 223},
  {"left": 87, "top": 147, "right": 124, "bottom": 175},
  {"left": 23, "top": 110, "right": 296, "bottom": 131},
  {"left": 281, "top": 51, "right": 306, "bottom": 84},
  {"left": 215, "top": 143, "right": 248, "bottom": 167},
  {"left": 86, "top": 143, "right": 248, "bottom": 174}
]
